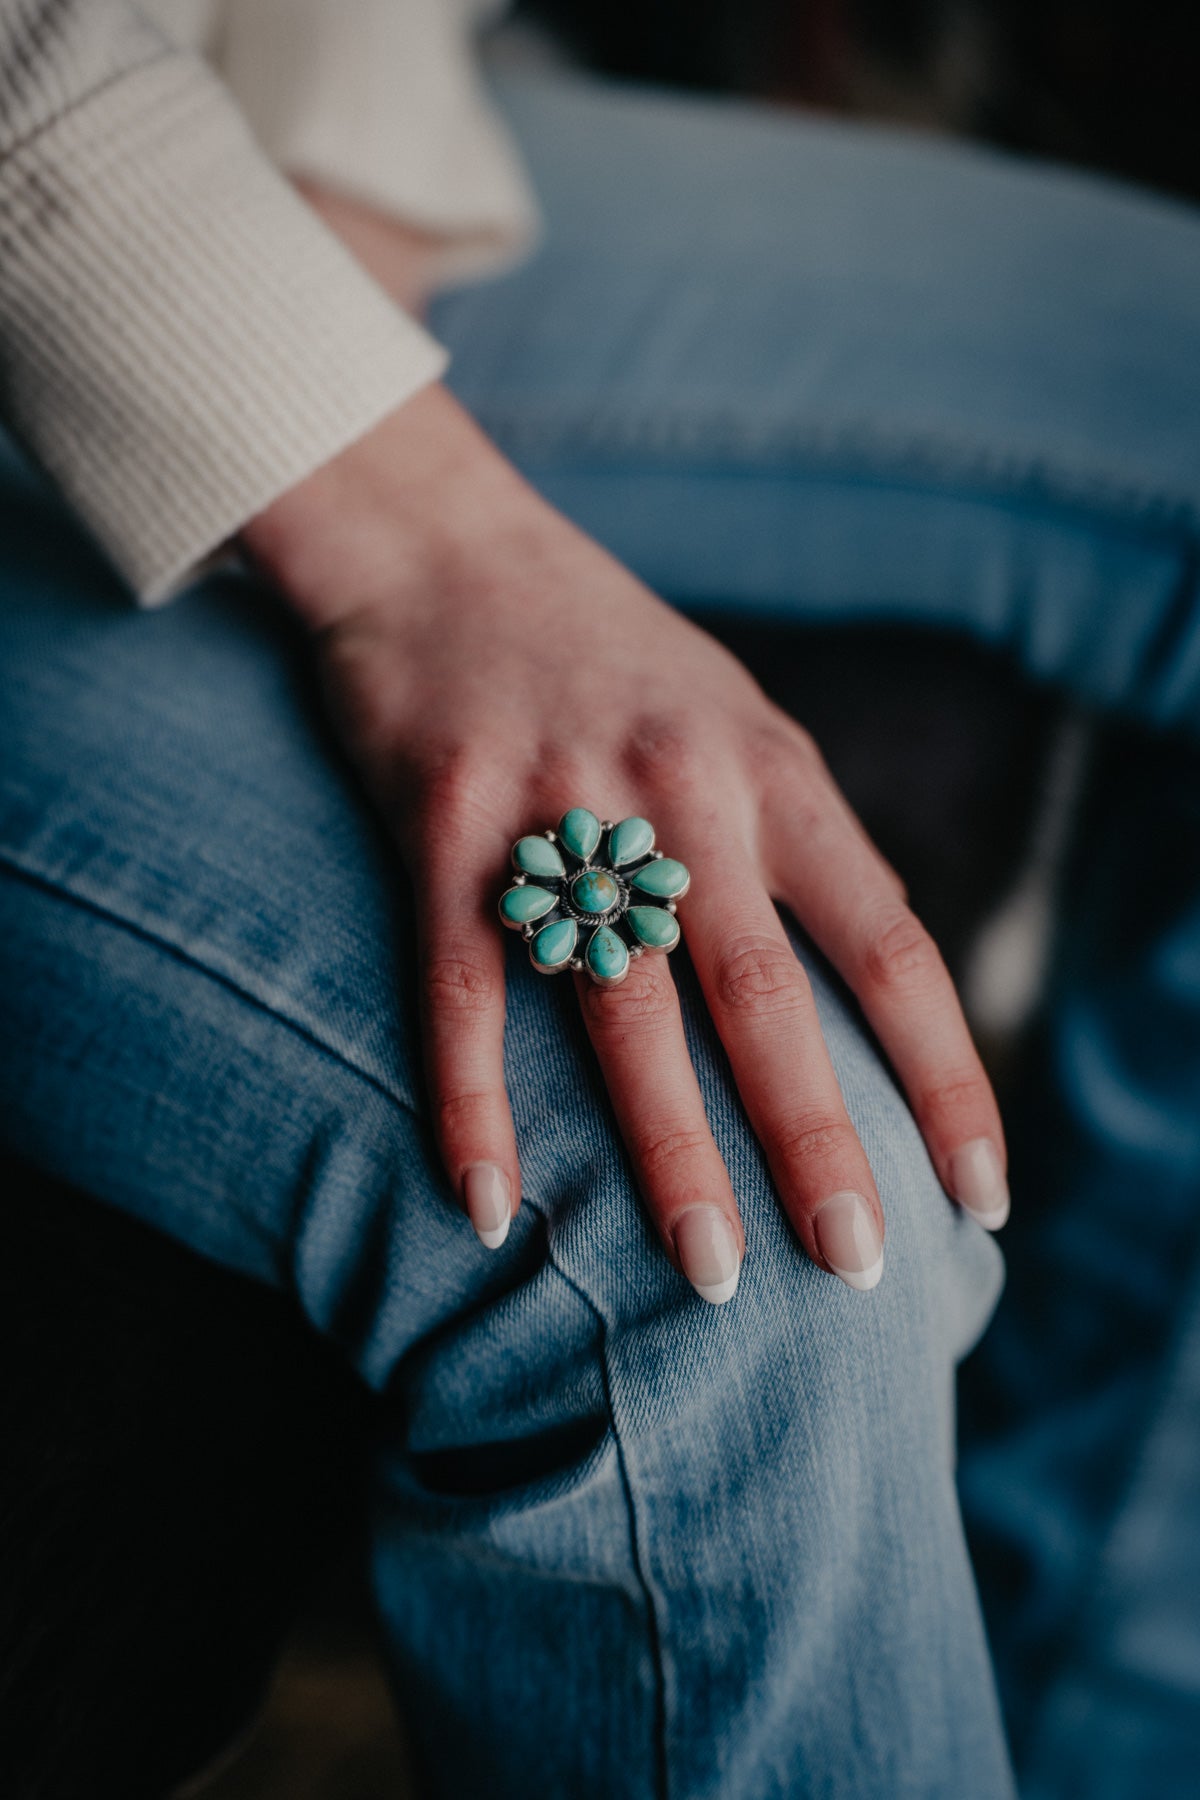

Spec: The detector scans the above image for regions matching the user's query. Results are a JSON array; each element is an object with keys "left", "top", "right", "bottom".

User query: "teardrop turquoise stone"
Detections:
[
  {"left": 586, "top": 925, "right": 629, "bottom": 984},
  {"left": 627, "top": 906, "right": 680, "bottom": 950},
  {"left": 513, "top": 835, "right": 565, "bottom": 880},
  {"left": 500, "top": 885, "right": 557, "bottom": 926},
  {"left": 531, "top": 917, "right": 577, "bottom": 969},
  {"left": 608, "top": 816, "right": 655, "bottom": 867},
  {"left": 558, "top": 807, "right": 601, "bottom": 862},
  {"left": 631, "top": 857, "right": 689, "bottom": 899}
]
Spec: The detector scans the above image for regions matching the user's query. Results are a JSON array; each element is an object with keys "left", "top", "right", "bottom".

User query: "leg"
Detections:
[
  {"left": 0, "top": 454, "right": 1010, "bottom": 1796},
  {"left": 435, "top": 69, "right": 1200, "bottom": 739}
]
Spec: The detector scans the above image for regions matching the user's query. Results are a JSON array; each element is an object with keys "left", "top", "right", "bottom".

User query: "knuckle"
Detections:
[
  {"left": 714, "top": 938, "right": 808, "bottom": 1017},
  {"left": 581, "top": 969, "right": 677, "bottom": 1035},
  {"left": 420, "top": 748, "right": 499, "bottom": 840},
  {"left": 435, "top": 1085, "right": 494, "bottom": 1139},
  {"left": 773, "top": 1109, "right": 859, "bottom": 1170},
  {"left": 633, "top": 1124, "right": 717, "bottom": 1185},
  {"left": 621, "top": 712, "right": 704, "bottom": 794},
  {"left": 425, "top": 953, "right": 498, "bottom": 1017},
  {"left": 919, "top": 1069, "right": 991, "bottom": 1122},
  {"left": 862, "top": 908, "right": 942, "bottom": 992}
]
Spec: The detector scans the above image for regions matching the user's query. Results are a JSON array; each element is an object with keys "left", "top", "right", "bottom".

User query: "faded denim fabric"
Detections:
[{"left": 3, "top": 64, "right": 1200, "bottom": 1799}]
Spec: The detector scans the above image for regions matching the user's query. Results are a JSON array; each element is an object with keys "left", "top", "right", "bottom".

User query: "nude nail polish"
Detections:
[
  {"left": 463, "top": 1163, "right": 512, "bottom": 1249},
  {"left": 813, "top": 1191, "right": 884, "bottom": 1291},
  {"left": 674, "top": 1206, "right": 741, "bottom": 1305},
  {"left": 947, "top": 1138, "right": 1010, "bottom": 1231}
]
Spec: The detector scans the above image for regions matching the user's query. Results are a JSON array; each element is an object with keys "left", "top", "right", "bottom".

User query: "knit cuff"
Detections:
[{"left": 0, "top": 49, "right": 448, "bottom": 603}]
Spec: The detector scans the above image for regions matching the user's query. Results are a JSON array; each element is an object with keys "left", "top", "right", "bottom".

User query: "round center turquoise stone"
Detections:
[{"left": 572, "top": 869, "right": 620, "bottom": 915}]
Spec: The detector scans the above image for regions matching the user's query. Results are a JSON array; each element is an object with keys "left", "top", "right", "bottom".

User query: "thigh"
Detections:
[
  {"left": 435, "top": 69, "right": 1200, "bottom": 739},
  {"left": 0, "top": 451, "right": 1010, "bottom": 1796}
]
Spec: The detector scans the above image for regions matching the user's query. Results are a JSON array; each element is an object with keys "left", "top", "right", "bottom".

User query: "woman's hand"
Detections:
[{"left": 243, "top": 385, "right": 1009, "bottom": 1302}]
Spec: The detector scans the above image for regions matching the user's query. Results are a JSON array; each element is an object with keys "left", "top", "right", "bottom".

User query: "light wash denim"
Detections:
[{"left": 3, "top": 65, "right": 1200, "bottom": 1799}]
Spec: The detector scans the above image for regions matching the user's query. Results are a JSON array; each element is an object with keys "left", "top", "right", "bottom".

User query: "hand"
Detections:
[{"left": 243, "top": 385, "right": 1009, "bottom": 1302}]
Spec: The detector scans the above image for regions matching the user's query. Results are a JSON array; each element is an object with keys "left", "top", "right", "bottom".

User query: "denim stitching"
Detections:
[
  {"left": 472, "top": 407, "right": 1200, "bottom": 546},
  {"left": 521, "top": 1210, "right": 670, "bottom": 1800}
]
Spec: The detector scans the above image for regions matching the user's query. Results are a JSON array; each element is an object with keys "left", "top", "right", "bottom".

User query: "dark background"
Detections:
[{"left": 522, "top": 0, "right": 1200, "bottom": 204}]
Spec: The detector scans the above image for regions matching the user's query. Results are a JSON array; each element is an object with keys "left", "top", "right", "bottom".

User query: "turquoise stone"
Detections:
[
  {"left": 631, "top": 857, "right": 690, "bottom": 899},
  {"left": 558, "top": 807, "right": 601, "bottom": 862},
  {"left": 500, "top": 885, "right": 557, "bottom": 926},
  {"left": 531, "top": 917, "right": 577, "bottom": 969},
  {"left": 572, "top": 869, "right": 620, "bottom": 915},
  {"left": 586, "top": 925, "right": 629, "bottom": 984},
  {"left": 627, "top": 905, "right": 680, "bottom": 951},
  {"left": 608, "top": 816, "right": 655, "bottom": 867},
  {"left": 513, "top": 835, "right": 565, "bottom": 880}
]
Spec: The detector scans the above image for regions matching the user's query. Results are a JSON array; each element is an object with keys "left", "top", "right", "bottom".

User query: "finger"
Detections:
[
  {"left": 793, "top": 729, "right": 909, "bottom": 902},
  {"left": 683, "top": 850, "right": 886, "bottom": 1292},
  {"left": 419, "top": 864, "right": 521, "bottom": 1251},
  {"left": 576, "top": 954, "right": 744, "bottom": 1306},
  {"left": 770, "top": 789, "right": 1009, "bottom": 1231}
]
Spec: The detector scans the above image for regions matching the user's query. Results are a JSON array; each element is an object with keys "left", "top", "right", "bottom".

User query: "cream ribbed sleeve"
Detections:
[
  {"left": 0, "top": 0, "right": 450, "bottom": 602},
  {"left": 209, "top": 0, "right": 540, "bottom": 285}
]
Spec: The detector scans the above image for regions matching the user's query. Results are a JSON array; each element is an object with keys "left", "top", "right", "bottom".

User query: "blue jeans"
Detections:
[{"left": 3, "top": 68, "right": 1200, "bottom": 1798}]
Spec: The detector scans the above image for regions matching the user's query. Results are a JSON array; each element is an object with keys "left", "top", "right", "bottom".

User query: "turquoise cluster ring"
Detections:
[{"left": 499, "top": 808, "right": 690, "bottom": 987}]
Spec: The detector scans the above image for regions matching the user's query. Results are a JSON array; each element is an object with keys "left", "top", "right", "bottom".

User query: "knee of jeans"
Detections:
[{"left": 469, "top": 947, "right": 1007, "bottom": 1479}]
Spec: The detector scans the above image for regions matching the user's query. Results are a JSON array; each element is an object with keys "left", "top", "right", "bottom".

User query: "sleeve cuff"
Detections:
[
  {"left": 214, "top": 0, "right": 541, "bottom": 286},
  {"left": 0, "top": 47, "right": 449, "bottom": 604}
]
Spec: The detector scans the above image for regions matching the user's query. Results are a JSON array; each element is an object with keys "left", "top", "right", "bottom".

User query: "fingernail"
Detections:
[
  {"left": 813, "top": 1191, "right": 884, "bottom": 1291},
  {"left": 947, "top": 1138, "right": 1010, "bottom": 1231},
  {"left": 463, "top": 1163, "right": 511, "bottom": 1249},
  {"left": 674, "top": 1206, "right": 741, "bottom": 1305}
]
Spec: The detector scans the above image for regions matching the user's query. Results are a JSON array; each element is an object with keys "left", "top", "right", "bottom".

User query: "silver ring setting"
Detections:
[{"left": 499, "top": 807, "right": 689, "bottom": 986}]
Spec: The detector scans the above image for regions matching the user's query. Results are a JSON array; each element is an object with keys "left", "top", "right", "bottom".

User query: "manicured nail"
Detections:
[
  {"left": 674, "top": 1206, "right": 741, "bottom": 1305},
  {"left": 813, "top": 1191, "right": 884, "bottom": 1291},
  {"left": 463, "top": 1163, "right": 511, "bottom": 1249},
  {"left": 947, "top": 1138, "right": 1010, "bottom": 1231}
]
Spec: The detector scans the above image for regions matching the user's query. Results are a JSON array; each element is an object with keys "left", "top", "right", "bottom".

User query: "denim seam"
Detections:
[
  {"left": 473, "top": 408, "right": 1200, "bottom": 546},
  {"left": 519, "top": 1209, "right": 670, "bottom": 1800},
  {"left": 0, "top": 848, "right": 421, "bottom": 1121}
]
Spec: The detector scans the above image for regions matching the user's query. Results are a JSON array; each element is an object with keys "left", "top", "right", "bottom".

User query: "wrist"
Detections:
[{"left": 240, "top": 383, "right": 536, "bottom": 634}]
